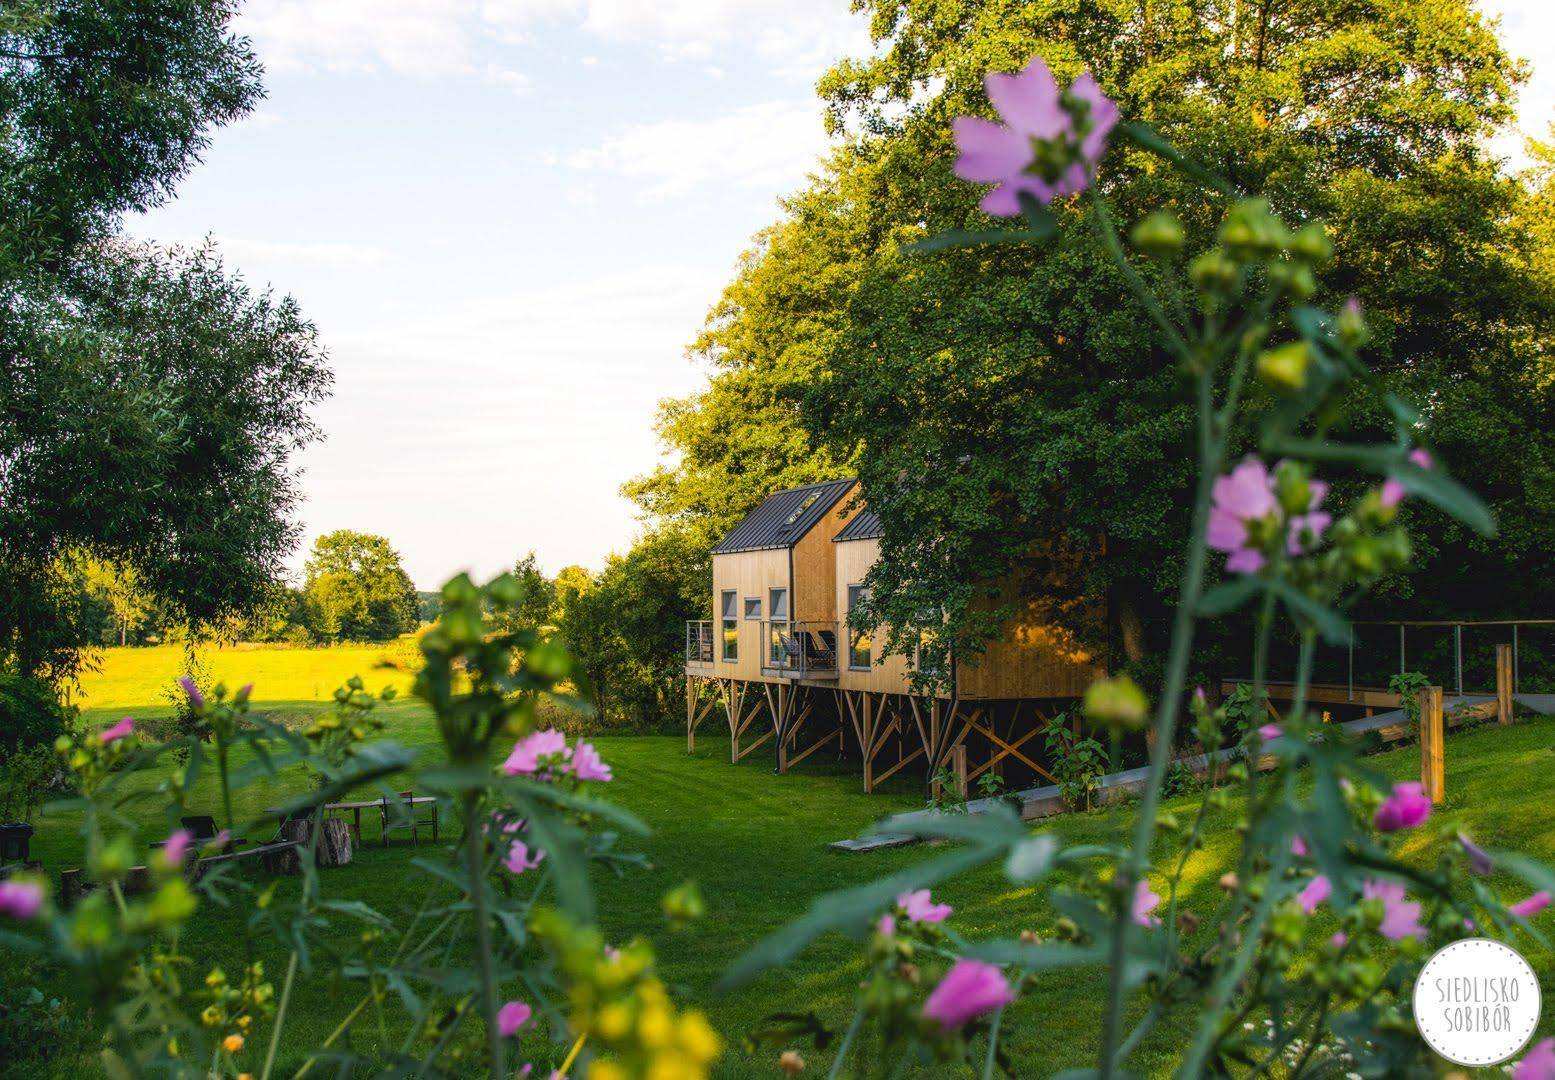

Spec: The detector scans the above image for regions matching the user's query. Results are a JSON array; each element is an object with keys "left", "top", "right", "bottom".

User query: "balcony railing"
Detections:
[
  {"left": 762, "top": 620, "right": 839, "bottom": 679},
  {"left": 685, "top": 620, "right": 714, "bottom": 665}
]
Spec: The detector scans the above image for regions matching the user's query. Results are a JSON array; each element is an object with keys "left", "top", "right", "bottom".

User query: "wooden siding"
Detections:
[
  {"left": 955, "top": 576, "right": 1105, "bottom": 699},
  {"left": 833, "top": 537, "right": 915, "bottom": 694},
  {"left": 710, "top": 548, "right": 790, "bottom": 683},
  {"left": 793, "top": 481, "right": 858, "bottom": 624}
]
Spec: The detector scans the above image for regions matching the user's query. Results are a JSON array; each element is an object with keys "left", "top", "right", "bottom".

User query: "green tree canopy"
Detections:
[
  {"left": 0, "top": 2, "right": 332, "bottom": 682},
  {"left": 634, "top": 0, "right": 1555, "bottom": 680},
  {"left": 302, "top": 531, "right": 420, "bottom": 642}
]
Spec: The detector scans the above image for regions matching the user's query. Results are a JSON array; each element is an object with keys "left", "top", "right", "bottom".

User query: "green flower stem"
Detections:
[
  {"left": 981, "top": 968, "right": 1028, "bottom": 1080},
  {"left": 1090, "top": 194, "right": 1194, "bottom": 365},
  {"left": 1179, "top": 773, "right": 1299, "bottom": 1075},
  {"left": 1097, "top": 366, "right": 1218, "bottom": 1077},
  {"left": 827, "top": 1007, "right": 866, "bottom": 1080},
  {"left": 260, "top": 950, "right": 299, "bottom": 1080},
  {"left": 462, "top": 790, "right": 505, "bottom": 1080}
]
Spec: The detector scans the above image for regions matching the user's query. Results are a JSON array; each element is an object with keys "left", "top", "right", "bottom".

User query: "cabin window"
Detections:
[
  {"left": 847, "top": 584, "right": 872, "bottom": 670},
  {"left": 743, "top": 597, "right": 761, "bottom": 620},
  {"left": 720, "top": 591, "right": 738, "bottom": 661},
  {"left": 769, "top": 587, "right": 789, "bottom": 621}
]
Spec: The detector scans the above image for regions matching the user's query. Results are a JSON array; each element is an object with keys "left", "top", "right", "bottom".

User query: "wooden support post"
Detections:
[
  {"left": 1418, "top": 685, "right": 1445, "bottom": 805},
  {"left": 950, "top": 743, "right": 967, "bottom": 799},
  {"left": 1496, "top": 644, "right": 1514, "bottom": 726}
]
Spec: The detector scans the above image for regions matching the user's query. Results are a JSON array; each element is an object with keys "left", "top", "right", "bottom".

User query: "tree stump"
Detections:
[{"left": 266, "top": 817, "right": 354, "bottom": 874}]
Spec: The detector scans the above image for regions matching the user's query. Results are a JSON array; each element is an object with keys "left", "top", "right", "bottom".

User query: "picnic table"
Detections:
[{"left": 266, "top": 796, "right": 439, "bottom": 846}]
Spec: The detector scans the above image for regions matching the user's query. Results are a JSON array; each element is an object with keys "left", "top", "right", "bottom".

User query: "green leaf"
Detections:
[
  {"left": 1197, "top": 577, "right": 1262, "bottom": 617},
  {"left": 905, "top": 226, "right": 1055, "bottom": 254},
  {"left": 960, "top": 938, "right": 1104, "bottom": 969},
  {"left": 1394, "top": 462, "right": 1496, "bottom": 537},
  {"left": 1117, "top": 121, "right": 1240, "bottom": 197},
  {"left": 717, "top": 841, "right": 1000, "bottom": 991},
  {"left": 1262, "top": 578, "right": 1350, "bottom": 645}
]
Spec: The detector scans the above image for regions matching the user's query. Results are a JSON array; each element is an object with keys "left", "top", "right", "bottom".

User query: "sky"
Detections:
[{"left": 126, "top": 0, "right": 1555, "bottom": 590}]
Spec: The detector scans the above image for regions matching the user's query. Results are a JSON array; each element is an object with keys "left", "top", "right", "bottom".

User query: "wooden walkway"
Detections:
[{"left": 834, "top": 691, "right": 1555, "bottom": 852}]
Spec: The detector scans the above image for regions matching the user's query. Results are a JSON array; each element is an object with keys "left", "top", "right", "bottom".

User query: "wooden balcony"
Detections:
[{"left": 761, "top": 620, "right": 839, "bottom": 680}]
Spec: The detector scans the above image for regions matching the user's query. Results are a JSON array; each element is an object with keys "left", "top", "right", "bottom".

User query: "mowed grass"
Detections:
[{"left": 13, "top": 645, "right": 1555, "bottom": 1077}]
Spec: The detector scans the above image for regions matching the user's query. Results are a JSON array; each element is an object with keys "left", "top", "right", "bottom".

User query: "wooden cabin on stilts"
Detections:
[{"left": 685, "top": 479, "right": 1105, "bottom": 795}]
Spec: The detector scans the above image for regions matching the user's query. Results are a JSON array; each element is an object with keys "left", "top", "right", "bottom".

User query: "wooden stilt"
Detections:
[
  {"left": 1418, "top": 685, "right": 1445, "bottom": 804},
  {"left": 686, "top": 677, "right": 718, "bottom": 753},
  {"left": 1496, "top": 644, "right": 1514, "bottom": 726}
]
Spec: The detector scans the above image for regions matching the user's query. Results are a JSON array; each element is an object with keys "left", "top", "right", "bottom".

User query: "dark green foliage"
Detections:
[
  {"left": 0, "top": 741, "right": 57, "bottom": 822},
  {"left": 1043, "top": 715, "right": 1107, "bottom": 811},
  {"left": 0, "top": 672, "right": 72, "bottom": 749},
  {"left": 0, "top": 3, "right": 330, "bottom": 683},
  {"left": 302, "top": 530, "right": 419, "bottom": 642}
]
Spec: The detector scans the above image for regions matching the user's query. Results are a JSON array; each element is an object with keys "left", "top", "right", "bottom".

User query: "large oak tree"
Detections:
[{"left": 633, "top": 0, "right": 1555, "bottom": 687}]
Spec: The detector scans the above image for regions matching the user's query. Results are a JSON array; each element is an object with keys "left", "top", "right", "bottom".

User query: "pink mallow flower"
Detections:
[
  {"left": 1132, "top": 878, "right": 1162, "bottom": 927},
  {"left": 570, "top": 741, "right": 613, "bottom": 783},
  {"left": 1258, "top": 723, "right": 1283, "bottom": 742},
  {"left": 1207, "top": 458, "right": 1278, "bottom": 574},
  {"left": 497, "top": 1000, "right": 532, "bottom": 1037},
  {"left": 1285, "top": 480, "right": 1331, "bottom": 556},
  {"left": 1291, "top": 835, "right": 1309, "bottom": 858},
  {"left": 951, "top": 56, "right": 1118, "bottom": 215},
  {"left": 1511, "top": 891, "right": 1552, "bottom": 919},
  {"left": 898, "top": 889, "right": 953, "bottom": 924},
  {"left": 1297, "top": 875, "right": 1331, "bottom": 915},
  {"left": 504, "top": 841, "right": 545, "bottom": 875},
  {"left": 1363, "top": 880, "right": 1426, "bottom": 941},
  {"left": 164, "top": 829, "right": 194, "bottom": 865},
  {"left": 101, "top": 716, "right": 135, "bottom": 743},
  {"left": 877, "top": 913, "right": 897, "bottom": 937},
  {"left": 177, "top": 676, "right": 205, "bottom": 709},
  {"left": 0, "top": 879, "right": 44, "bottom": 920},
  {"left": 1374, "top": 781, "right": 1432, "bottom": 832},
  {"left": 502, "top": 729, "right": 571, "bottom": 777},
  {"left": 922, "top": 959, "right": 1016, "bottom": 1031},
  {"left": 1515, "top": 1038, "right": 1555, "bottom": 1080}
]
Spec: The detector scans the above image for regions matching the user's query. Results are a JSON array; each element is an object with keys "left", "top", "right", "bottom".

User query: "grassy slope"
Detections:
[{"left": 15, "top": 646, "right": 1555, "bottom": 1077}]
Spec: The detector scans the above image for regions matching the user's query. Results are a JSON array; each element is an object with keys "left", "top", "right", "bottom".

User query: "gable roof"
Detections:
[
  {"left": 712, "top": 479, "right": 857, "bottom": 554},
  {"left": 833, "top": 507, "right": 882, "bottom": 542}
]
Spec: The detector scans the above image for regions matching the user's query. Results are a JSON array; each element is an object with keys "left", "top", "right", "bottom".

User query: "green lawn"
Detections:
[{"left": 11, "top": 646, "right": 1555, "bottom": 1077}]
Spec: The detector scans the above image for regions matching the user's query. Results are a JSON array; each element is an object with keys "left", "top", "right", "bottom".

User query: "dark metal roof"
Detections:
[
  {"left": 833, "top": 507, "right": 882, "bottom": 542},
  {"left": 712, "top": 479, "right": 856, "bottom": 554}
]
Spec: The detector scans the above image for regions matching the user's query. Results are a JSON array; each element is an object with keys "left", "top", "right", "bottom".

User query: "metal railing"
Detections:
[
  {"left": 685, "top": 620, "right": 714, "bottom": 664},
  {"left": 762, "top": 620, "right": 839, "bottom": 679}
]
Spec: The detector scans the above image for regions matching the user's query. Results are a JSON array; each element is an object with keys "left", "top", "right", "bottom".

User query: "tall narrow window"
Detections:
[
  {"left": 847, "top": 584, "right": 872, "bottom": 670},
  {"left": 720, "top": 590, "right": 738, "bottom": 661},
  {"left": 768, "top": 587, "right": 790, "bottom": 665}
]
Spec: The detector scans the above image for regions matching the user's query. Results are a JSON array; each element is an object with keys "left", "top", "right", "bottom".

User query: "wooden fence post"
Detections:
[
  {"left": 1496, "top": 644, "right": 1514, "bottom": 726},
  {"left": 1418, "top": 685, "right": 1445, "bottom": 805},
  {"left": 951, "top": 744, "right": 968, "bottom": 800}
]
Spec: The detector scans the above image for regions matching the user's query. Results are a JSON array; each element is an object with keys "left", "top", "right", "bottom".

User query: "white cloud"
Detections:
[
  {"left": 240, "top": 0, "right": 481, "bottom": 76},
  {"left": 565, "top": 100, "right": 829, "bottom": 200}
]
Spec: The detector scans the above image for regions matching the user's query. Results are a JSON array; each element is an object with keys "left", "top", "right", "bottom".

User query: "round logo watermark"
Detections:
[{"left": 1413, "top": 938, "right": 1542, "bottom": 1067}]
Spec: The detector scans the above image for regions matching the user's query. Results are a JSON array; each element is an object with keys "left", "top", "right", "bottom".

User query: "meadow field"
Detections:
[{"left": 10, "top": 644, "right": 1555, "bottom": 1077}]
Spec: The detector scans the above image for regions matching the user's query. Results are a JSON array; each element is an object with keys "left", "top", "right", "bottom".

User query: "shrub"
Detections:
[
  {"left": 0, "top": 743, "right": 59, "bottom": 823},
  {"left": 0, "top": 674, "right": 74, "bottom": 750}
]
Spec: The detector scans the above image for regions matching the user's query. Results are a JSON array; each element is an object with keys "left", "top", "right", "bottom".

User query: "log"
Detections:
[
  {"left": 1418, "top": 685, "right": 1445, "bottom": 805},
  {"left": 265, "top": 818, "right": 354, "bottom": 874}
]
